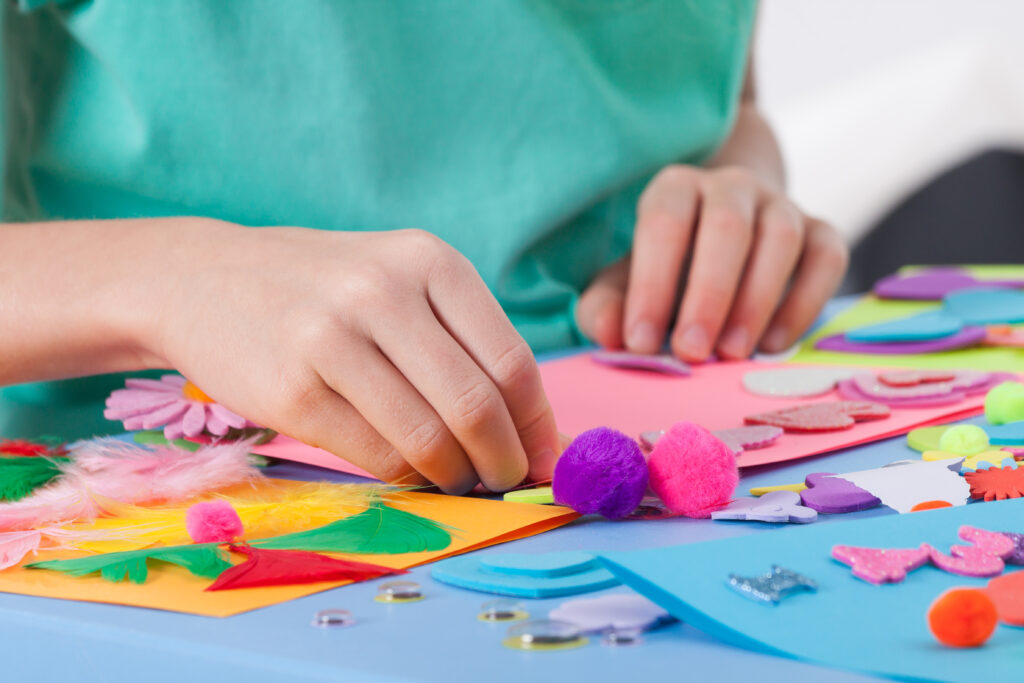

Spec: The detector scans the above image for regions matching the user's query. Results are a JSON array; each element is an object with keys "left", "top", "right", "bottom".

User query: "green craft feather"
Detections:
[
  {"left": 27, "top": 544, "right": 230, "bottom": 584},
  {"left": 251, "top": 503, "right": 453, "bottom": 554},
  {"left": 0, "top": 457, "right": 68, "bottom": 502}
]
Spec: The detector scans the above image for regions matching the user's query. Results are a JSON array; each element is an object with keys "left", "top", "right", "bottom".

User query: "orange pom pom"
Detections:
[{"left": 927, "top": 588, "right": 998, "bottom": 648}]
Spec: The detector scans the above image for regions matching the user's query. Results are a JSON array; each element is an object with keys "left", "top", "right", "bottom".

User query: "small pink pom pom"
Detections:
[
  {"left": 648, "top": 421, "right": 738, "bottom": 518},
  {"left": 185, "top": 500, "right": 244, "bottom": 543}
]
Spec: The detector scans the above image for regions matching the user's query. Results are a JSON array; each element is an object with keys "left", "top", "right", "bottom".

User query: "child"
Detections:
[{"left": 0, "top": 1, "right": 846, "bottom": 492}]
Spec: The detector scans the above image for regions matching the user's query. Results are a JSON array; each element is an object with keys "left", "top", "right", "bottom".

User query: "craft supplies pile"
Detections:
[{"left": 0, "top": 264, "right": 1022, "bottom": 682}]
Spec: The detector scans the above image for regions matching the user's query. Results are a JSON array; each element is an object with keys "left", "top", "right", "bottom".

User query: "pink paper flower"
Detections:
[{"left": 104, "top": 375, "right": 254, "bottom": 439}]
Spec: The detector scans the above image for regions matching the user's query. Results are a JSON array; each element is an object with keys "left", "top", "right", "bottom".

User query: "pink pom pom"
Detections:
[
  {"left": 648, "top": 421, "right": 738, "bottom": 518},
  {"left": 185, "top": 500, "right": 244, "bottom": 543}
]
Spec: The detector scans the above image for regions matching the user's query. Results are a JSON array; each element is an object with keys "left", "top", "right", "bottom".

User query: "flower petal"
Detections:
[
  {"left": 208, "top": 404, "right": 247, "bottom": 430},
  {"left": 140, "top": 401, "right": 190, "bottom": 430},
  {"left": 205, "top": 410, "right": 231, "bottom": 436},
  {"left": 164, "top": 420, "right": 186, "bottom": 440},
  {"left": 160, "top": 375, "right": 187, "bottom": 387},
  {"left": 181, "top": 402, "right": 207, "bottom": 438},
  {"left": 104, "top": 395, "right": 179, "bottom": 420}
]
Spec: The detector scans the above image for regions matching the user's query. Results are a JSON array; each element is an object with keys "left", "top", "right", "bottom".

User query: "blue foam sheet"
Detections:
[
  {"left": 984, "top": 422, "right": 1024, "bottom": 445},
  {"left": 943, "top": 288, "right": 1024, "bottom": 325},
  {"left": 598, "top": 499, "right": 1024, "bottom": 683}
]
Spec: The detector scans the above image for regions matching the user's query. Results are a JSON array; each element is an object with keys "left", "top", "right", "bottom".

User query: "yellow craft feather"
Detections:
[{"left": 61, "top": 481, "right": 392, "bottom": 553}]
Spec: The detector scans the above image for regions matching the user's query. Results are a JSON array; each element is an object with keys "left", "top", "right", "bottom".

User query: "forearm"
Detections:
[
  {"left": 0, "top": 218, "right": 204, "bottom": 385},
  {"left": 707, "top": 100, "right": 786, "bottom": 193}
]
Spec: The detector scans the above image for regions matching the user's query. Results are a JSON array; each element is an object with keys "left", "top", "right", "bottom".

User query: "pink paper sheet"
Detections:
[
  {"left": 249, "top": 355, "right": 1004, "bottom": 475},
  {"left": 538, "top": 355, "right": 996, "bottom": 468},
  {"left": 251, "top": 436, "right": 377, "bottom": 479}
]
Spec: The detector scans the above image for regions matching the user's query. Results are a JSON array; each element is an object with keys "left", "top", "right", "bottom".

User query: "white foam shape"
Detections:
[
  {"left": 548, "top": 593, "right": 670, "bottom": 633},
  {"left": 742, "top": 367, "right": 856, "bottom": 398},
  {"left": 834, "top": 459, "right": 969, "bottom": 514}
]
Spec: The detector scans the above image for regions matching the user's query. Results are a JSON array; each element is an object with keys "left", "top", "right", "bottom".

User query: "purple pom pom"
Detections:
[{"left": 552, "top": 427, "right": 649, "bottom": 519}]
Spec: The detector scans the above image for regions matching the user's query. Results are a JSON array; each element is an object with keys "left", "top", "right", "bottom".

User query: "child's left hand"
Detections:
[{"left": 575, "top": 164, "right": 848, "bottom": 361}]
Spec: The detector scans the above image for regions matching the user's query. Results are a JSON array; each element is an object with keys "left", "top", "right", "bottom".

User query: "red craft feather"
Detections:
[{"left": 205, "top": 545, "right": 406, "bottom": 591}]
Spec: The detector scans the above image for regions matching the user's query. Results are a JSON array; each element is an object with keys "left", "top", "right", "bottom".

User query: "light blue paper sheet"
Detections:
[{"left": 598, "top": 500, "right": 1024, "bottom": 683}]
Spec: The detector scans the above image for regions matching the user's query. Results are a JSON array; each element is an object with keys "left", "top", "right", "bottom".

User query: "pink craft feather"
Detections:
[
  {"left": 0, "top": 439, "right": 259, "bottom": 531},
  {"left": 0, "top": 530, "right": 42, "bottom": 570}
]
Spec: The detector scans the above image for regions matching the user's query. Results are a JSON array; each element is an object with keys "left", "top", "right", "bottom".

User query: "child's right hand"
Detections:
[{"left": 141, "top": 220, "right": 561, "bottom": 493}]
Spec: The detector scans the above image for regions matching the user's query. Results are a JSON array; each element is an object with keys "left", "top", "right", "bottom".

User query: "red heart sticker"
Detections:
[
  {"left": 745, "top": 401, "right": 890, "bottom": 432},
  {"left": 877, "top": 370, "right": 956, "bottom": 387}
]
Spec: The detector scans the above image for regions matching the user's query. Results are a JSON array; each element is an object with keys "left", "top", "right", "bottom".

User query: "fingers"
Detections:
[
  {"left": 575, "top": 258, "right": 629, "bottom": 349},
  {"left": 316, "top": 341, "right": 478, "bottom": 494},
  {"left": 760, "top": 218, "right": 849, "bottom": 352},
  {"left": 424, "top": 251, "right": 562, "bottom": 485},
  {"left": 671, "top": 170, "right": 758, "bottom": 361},
  {"left": 621, "top": 167, "right": 700, "bottom": 353},
  {"left": 364, "top": 291, "right": 529, "bottom": 492},
  {"left": 715, "top": 197, "right": 805, "bottom": 359},
  {"left": 273, "top": 373, "right": 429, "bottom": 489}
]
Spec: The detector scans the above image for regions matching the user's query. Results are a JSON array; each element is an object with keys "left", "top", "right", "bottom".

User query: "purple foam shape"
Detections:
[
  {"left": 838, "top": 370, "right": 1015, "bottom": 408},
  {"left": 815, "top": 326, "right": 986, "bottom": 355},
  {"left": 590, "top": 350, "right": 691, "bottom": 377},
  {"left": 799, "top": 472, "right": 881, "bottom": 514},
  {"left": 1001, "top": 532, "right": 1024, "bottom": 564},
  {"left": 874, "top": 267, "right": 1024, "bottom": 300}
]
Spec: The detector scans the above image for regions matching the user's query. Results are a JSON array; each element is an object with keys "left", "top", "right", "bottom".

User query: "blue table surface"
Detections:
[{"left": 0, "top": 298, "right": 961, "bottom": 683}]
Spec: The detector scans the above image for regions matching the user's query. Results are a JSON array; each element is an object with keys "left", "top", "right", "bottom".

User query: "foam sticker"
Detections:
[
  {"left": 835, "top": 460, "right": 970, "bottom": 513},
  {"left": 873, "top": 268, "right": 1020, "bottom": 300},
  {"left": 844, "top": 311, "right": 963, "bottom": 342},
  {"left": 925, "top": 526, "right": 1015, "bottom": 577},
  {"left": 815, "top": 327, "right": 987, "bottom": 355},
  {"left": 879, "top": 370, "right": 956, "bottom": 386},
  {"left": 1000, "top": 532, "right": 1024, "bottom": 564},
  {"left": 711, "top": 490, "right": 817, "bottom": 524},
  {"left": 749, "top": 483, "right": 807, "bottom": 497},
  {"left": 983, "top": 421, "right": 1024, "bottom": 446},
  {"left": 479, "top": 552, "right": 599, "bottom": 578},
  {"left": 799, "top": 473, "right": 881, "bottom": 514},
  {"left": 431, "top": 552, "right": 620, "bottom": 598},
  {"left": 548, "top": 593, "right": 672, "bottom": 634},
  {"left": 964, "top": 466, "right": 1024, "bottom": 501},
  {"left": 745, "top": 401, "right": 890, "bottom": 432},
  {"left": 741, "top": 367, "right": 855, "bottom": 398},
  {"left": 590, "top": 350, "right": 691, "bottom": 376},
  {"left": 831, "top": 546, "right": 930, "bottom": 585},
  {"left": 984, "top": 325, "right": 1024, "bottom": 348},
  {"left": 944, "top": 287, "right": 1024, "bottom": 325},
  {"left": 727, "top": 566, "right": 818, "bottom": 605},
  {"left": 985, "top": 572, "right": 1024, "bottom": 625},
  {"left": 906, "top": 426, "right": 951, "bottom": 453},
  {"left": 710, "top": 425, "right": 782, "bottom": 455},
  {"left": 838, "top": 371, "right": 1008, "bottom": 408},
  {"left": 922, "top": 450, "right": 1012, "bottom": 472}
]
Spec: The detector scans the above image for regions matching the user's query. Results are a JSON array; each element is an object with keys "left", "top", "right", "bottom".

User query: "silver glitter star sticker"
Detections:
[{"left": 728, "top": 565, "right": 818, "bottom": 604}]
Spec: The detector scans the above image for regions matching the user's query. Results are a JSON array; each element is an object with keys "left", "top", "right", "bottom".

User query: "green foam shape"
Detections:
[{"left": 906, "top": 426, "right": 949, "bottom": 453}]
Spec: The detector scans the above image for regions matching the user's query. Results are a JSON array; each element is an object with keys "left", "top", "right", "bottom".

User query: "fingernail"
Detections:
[
  {"left": 528, "top": 447, "right": 558, "bottom": 481},
  {"left": 627, "top": 321, "right": 660, "bottom": 353},
  {"left": 718, "top": 326, "right": 749, "bottom": 359},
  {"left": 762, "top": 325, "right": 789, "bottom": 352},
  {"left": 676, "top": 324, "right": 709, "bottom": 359}
]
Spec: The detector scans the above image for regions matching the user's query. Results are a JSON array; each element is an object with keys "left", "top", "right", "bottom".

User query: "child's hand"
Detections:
[
  {"left": 575, "top": 165, "right": 848, "bottom": 361},
  {"left": 151, "top": 222, "right": 560, "bottom": 493}
]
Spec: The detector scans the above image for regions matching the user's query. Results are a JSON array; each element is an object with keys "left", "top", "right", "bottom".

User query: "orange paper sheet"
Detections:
[
  {"left": 539, "top": 356, "right": 1001, "bottom": 468},
  {"left": 0, "top": 480, "right": 577, "bottom": 617}
]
